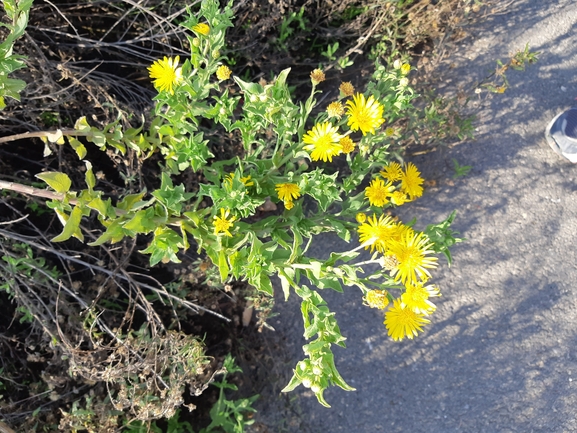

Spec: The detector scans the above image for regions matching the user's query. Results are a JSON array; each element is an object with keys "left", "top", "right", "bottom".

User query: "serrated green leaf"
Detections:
[
  {"left": 281, "top": 372, "right": 303, "bottom": 393},
  {"left": 123, "top": 208, "right": 157, "bottom": 234},
  {"left": 88, "top": 221, "right": 125, "bottom": 246},
  {"left": 52, "top": 206, "right": 83, "bottom": 242},
  {"left": 86, "top": 197, "right": 110, "bottom": 217},
  {"left": 36, "top": 171, "right": 72, "bottom": 193}
]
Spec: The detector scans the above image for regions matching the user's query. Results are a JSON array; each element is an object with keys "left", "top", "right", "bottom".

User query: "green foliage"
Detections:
[
  {"left": 200, "top": 355, "right": 258, "bottom": 433},
  {"left": 275, "top": 6, "right": 307, "bottom": 52},
  {"left": 123, "top": 356, "right": 257, "bottom": 433},
  {"left": 10, "top": 0, "right": 460, "bottom": 408},
  {"left": 0, "top": 0, "right": 32, "bottom": 108},
  {"left": 423, "top": 211, "right": 463, "bottom": 266},
  {"left": 0, "top": 242, "right": 60, "bottom": 324},
  {"left": 481, "top": 43, "right": 539, "bottom": 94},
  {"left": 452, "top": 158, "right": 472, "bottom": 178}
]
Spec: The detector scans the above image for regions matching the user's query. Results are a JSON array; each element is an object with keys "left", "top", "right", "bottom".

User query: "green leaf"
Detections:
[
  {"left": 86, "top": 197, "right": 111, "bottom": 217},
  {"left": 281, "top": 373, "right": 303, "bottom": 393},
  {"left": 218, "top": 249, "right": 229, "bottom": 282},
  {"left": 52, "top": 206, "right": 83, "bottom": 242},
  {"left": 140, "top": 227, "right": 184, "bottom": 266},
  {"left": 36, "top": 171, "right": 72, "bottom": 193},
  {"left": 68, "top": 137, "right": 87, "bottom": 159},
  {"left": 88, "top": 220, "right": 126, "bottom": 246},
  {"left": 317, "top": 277, "right": 343, "bottom": 292},
  {"left": 123, "top": 208, "right": 157, "bottom": 234},
  {"left": 233, "top": 76, "right": 263, "bottom": 95},
  {"left": 84, "top": 160, "right": 96, "bottom": 191},
  {"left": 278, "top": 267, "right": 296, "bottom": 301}
]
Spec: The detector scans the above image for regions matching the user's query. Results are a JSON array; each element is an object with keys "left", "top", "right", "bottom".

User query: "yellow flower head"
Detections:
[
  {"left": 400, "top": 162, "right": 424, "bottom": 200},
  {"left": 365, "top": 177, "right": 394, "bottom": 207},
  {"left": 340, "top": 136, "right": 355, "bottom": 154},
  {"left": 310, "top": 69, "right": 326, "bottom": 85},
  {"left": 225, "top": 173, "right": 254, "bottom": 189},
  {"left": 327, "top": 101, "right": 345, "bottom": 119},
  {"left": 148, "top": 56, "right": 183, "bottom": 94},
  {"left": 216, "top": 65, "right": 232, "bottom": 81},
  {"left": 302, "top": 122, "right": 343, "bottom": 162},
  {"left": 192, "top": 23, "right": 210, "bottom": 36},
  {"left": 276, "top": 183, "right": 301, "bottom": 209},
  {"left": 346, "top": 93, "right": 385, "bottom": 135},
  {"left": 339, "top": 81, "right": 355, "bottom": 97},
  {"left": 380, "top": 162, "right": 403, "bottom": 183},
  {"left": 385, "top": 127, "right": 396, "bottom": 137},
  {"left": 401, "top": 282, "right": 440, "bottom": 315},
  {"left": 386, "top": 231, "right": 438, "bottom": 285},
  {"left": 213, "top": 208, "right": 236, "bottom": 237},
  {"left": 384, "top": 298, "right": 430, "bottom": 341},
  {"left": 355, "top": 212, "right": 367, "bottom": 224},
  {"left": 390, "top": 190, "right": 410, "bottom": 206},
  {"left": 365, "top": 290, "right": 390, "bottom": 310},
  {"left": 401, "top": 63, "right": 411, "bottom": 75},
  {"left": 357, "top": 213, "right": 396, "bottom": 253}
]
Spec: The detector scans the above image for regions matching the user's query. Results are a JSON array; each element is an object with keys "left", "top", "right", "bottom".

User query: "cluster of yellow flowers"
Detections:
[
  {"left": 366, "top": 162, "right": 424, "bottom": 207},
  {"left": 147, "top": 23, "right": 233, "bottom": 96},
  {"left": 299, "top": 76, "right": 386, "bottom": 166},
  {"left": 148, "top": 50, "right": 437, "bottom": 341},
  {"left": 359, "top": 162, "right": 441, "bottom": 341}
]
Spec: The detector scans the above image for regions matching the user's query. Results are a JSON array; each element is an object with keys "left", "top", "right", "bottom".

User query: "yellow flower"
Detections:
[
  {"left": 213, "top": 208, "right": 236, "bottom": 237},
  {"left": 365, "top": 177, "right": 394, "bottom": 207},
  {"left": 346, "top": 93, "right": 385, "bottom": 135},
  {"left": 400, "top": 162, "right": 424, "bottom": 200},
  {"left": 339, "top": 81, "right": 355, "bottom": 97},
  {"left": 390, "top": 190, "right": 410, "bottom": 206},
  {"left": 355, "top": 212, "right": 367, "bottom": 223},
  {"left": 401, "top": 63, "right": 411, "bottom": 75},
  {"left": 401, "top": 282, "right": 440, "bottom": 315},
  {"left": 340, "top": 136, "right": 355, "bottom": 154},
  {"left": 192, "top": 23, "right": 210, "bottom": 36},
  {"left": 380, "top": 162, "right": 403, "bottom": 183},
  {"left": 310, "top": 69, "right": 325, "bottom": 85},
  {"left": 385, "top": 231, "right": 438, "bottom": 285},
  {"left": 225, "top": 173, "right": 254, "bottom": 188},
  {"left": 302, "top": 122, "right": 343, "bottom": 162},
  {"left": 216, "top": 65, "right": 232, "bottom": 81},
  {"left": 327, "top": 101, "right": 344, "bottom": 119},
  {"left": 147, "top": 56, "right": 183, "bottom": 94},
  {"left": 365, "top": 290, "right": 390, "bottom": 310},
  {"left": 385, "top": 127, "right": 397, "bottom": 138},
  {"left": 384, "top": 299, "right": 430, "bottom": 341},
  {"left": 276, "top": 183, "right": 301, "bottom": 209},
  {"left": 357, "top": 213, "right": 396, "bottom": 253}
]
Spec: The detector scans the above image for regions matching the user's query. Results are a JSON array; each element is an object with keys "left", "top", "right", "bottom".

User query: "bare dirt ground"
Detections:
[{"left": 252, "top": 1, "right": 577, "bottom": 432}]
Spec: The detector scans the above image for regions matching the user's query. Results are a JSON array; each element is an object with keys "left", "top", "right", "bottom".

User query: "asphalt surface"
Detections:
[{"left": 252, "top": 1, "right": 577, "bottom": 432}]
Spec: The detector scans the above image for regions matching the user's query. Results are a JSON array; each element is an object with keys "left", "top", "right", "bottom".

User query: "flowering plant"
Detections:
[{"left": 4, "top": 0, "right": 459, "bottom": 407}]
